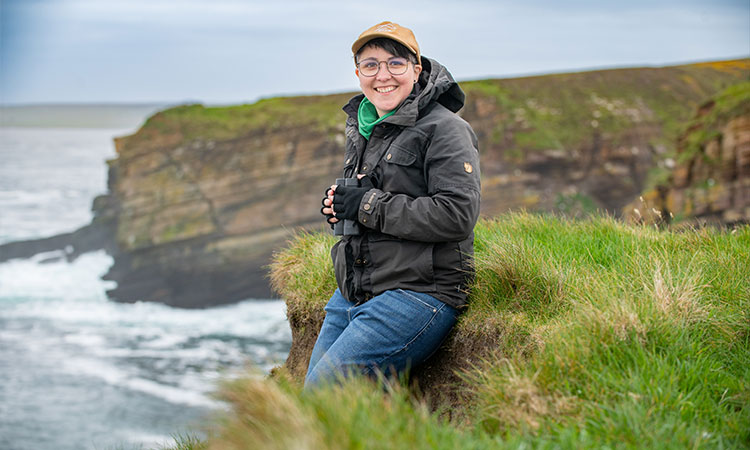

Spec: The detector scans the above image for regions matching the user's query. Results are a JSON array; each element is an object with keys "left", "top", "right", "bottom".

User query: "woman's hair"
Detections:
[{"left": 355, "top": 38, "right": 419, "bottom": 65}]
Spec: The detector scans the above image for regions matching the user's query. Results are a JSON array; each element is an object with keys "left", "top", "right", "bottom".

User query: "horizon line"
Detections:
[{"left": 3, "top": 55, "right": 747, "bottom": 108}]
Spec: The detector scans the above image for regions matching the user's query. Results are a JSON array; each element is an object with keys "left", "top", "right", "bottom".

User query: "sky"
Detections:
[{"left": 1, "top": 0, "right": 748, "bottom": 105}]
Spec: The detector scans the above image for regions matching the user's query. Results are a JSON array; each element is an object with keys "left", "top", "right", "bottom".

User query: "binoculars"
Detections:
[{"left": 333, "top": 178, "right": 361, "bottom": 236}]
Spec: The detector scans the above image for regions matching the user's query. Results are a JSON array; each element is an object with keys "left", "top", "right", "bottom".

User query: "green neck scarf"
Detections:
[{"left": 358, "top": 97, "right": 396, "bottom": 140}]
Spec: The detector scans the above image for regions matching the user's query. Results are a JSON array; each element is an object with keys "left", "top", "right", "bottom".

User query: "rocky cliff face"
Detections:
[
  {"left": 625, "top": 82, "right": 750, "bottom": 226},
  {"left": 462, "top": 60, "right": 749, "bottom": 217},
  {"left": 101, "top": 95, "right": 352, "bottom": 306},
  {"left": 89, "top": 60, "right": 748, "bottom": 307}
]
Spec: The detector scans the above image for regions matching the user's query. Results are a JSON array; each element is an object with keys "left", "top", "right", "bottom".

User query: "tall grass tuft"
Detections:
[
  {"left": 268, "top": 230, "right": 338, "bottom": 324},
  {"left": 206, "top": 372, "right": 503, "bottom": 450},
  {"left": 209, "top": 373, "right": 325, "bottom": 450}
]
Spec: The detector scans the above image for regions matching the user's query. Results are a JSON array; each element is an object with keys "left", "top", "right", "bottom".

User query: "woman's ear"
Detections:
[{"left": 413, "top": 64, "right": 422, "bottom": 82}]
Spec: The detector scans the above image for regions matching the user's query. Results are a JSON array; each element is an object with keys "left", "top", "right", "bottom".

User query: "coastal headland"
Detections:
[{"left": 1, "top": 59, "right": 748, "bottom": 308}]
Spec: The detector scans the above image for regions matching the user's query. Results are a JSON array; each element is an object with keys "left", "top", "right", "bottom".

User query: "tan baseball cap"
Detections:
[{"left": 351, "top": 21, "right": 421, "bottom": 64}]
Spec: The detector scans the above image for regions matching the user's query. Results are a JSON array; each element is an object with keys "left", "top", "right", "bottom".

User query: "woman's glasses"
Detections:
[{"left": 357, "top": 57, "right": 410, "bottom": 77}]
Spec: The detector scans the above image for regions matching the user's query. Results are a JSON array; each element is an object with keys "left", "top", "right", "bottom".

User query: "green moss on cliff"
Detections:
[
  {"left": 462, "top": 59, "right": 749, "bottom": 154},
  {"left": 135, "top": 92, "right": 351, "bottom": 144}
]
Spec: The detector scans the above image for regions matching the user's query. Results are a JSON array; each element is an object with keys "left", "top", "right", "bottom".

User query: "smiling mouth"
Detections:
[{"left": 374, "top": 86, "right": 397, "bottom": 93}]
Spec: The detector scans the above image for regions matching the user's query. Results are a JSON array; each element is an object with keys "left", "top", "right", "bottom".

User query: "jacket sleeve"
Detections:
[{"left": 357, "top": 117, "right": 481, "bottom": 242}]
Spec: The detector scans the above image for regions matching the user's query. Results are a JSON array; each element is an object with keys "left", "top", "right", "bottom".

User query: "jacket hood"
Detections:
[
  {"left": 343, "top": 57, "right": 465, "bottom": 127},
  {"left": 414, "top": 57, "right": 465, "bottom": 114}
]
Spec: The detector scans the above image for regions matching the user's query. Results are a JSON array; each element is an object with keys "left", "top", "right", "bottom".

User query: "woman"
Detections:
[{"left": 308, "top": 21, "right": 480, "bottom": 387}]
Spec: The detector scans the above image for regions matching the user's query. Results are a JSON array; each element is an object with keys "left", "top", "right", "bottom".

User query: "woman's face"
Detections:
[{"left": 356, "top": 46, "right": 421, "bottom": 117}]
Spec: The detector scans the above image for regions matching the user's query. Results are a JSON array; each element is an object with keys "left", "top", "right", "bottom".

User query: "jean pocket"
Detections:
[
  {"left": 396, "top": 289, "right": 443, "bottom": 313},
  {"left": 365, "top": 291, "right": 440, "bottom": 352},
  {"left": 363, "top": 290, "right": 456, "bottom": 367}
]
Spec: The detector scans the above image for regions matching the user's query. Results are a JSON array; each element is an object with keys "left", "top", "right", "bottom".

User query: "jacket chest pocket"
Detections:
[
  {"left": 384, "top": 146, "right": 416, "bottom": 165},
  {"left": 381, "top": 144, "right": 426, "bottom": 194}
]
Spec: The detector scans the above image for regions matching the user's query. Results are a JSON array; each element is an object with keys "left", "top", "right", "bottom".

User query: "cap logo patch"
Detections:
[
  {"left": 375, "top": 23, "right": 397, "bottom": 32},
  {"left": 464, "top": 162, "right": 473, "bottom": 173}
]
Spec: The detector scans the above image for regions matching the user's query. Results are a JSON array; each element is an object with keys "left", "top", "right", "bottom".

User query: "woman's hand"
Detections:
[
  {"left": 320, "top": 185, "right": 339, "bottom": 225},
  {"left": 331, "top": 174, "right": 377, "bottom": 221},
  {"left": 322, "top": 174, "right": 372, "bottom": 225}
]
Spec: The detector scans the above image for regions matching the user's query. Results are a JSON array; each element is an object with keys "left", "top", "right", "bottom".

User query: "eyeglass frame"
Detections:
[{"left": 356, "top": 56, "right": 416, "bottom": 77}]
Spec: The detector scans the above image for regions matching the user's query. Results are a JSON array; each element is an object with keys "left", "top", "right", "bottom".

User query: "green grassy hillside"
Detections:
[
  {"left": 167, "top": 213, "right": 749, "bottom": 449},
  {"left": 462, "top": 60, "right": 749, "bottom": 155}
]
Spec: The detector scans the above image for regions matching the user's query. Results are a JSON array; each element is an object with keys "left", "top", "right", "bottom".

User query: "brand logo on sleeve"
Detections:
[{"left": 464, "top": 162, "right": 473, "bottom": 173}]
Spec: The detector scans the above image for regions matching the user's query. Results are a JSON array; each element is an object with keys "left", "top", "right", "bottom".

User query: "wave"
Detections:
[
  {"left": 0, "top": 250, "right": 292, "bottom": 413},
  {"left": 60, "top": 355, "right": 223, "bottom": 409}
]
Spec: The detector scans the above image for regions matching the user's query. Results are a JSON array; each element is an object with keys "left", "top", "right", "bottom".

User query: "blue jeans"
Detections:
[{"left": 304, "top": 288, "right": 458, "bottom": 388}]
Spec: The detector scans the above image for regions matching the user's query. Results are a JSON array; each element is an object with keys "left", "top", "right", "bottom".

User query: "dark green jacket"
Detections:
[{"left": 332, "top": 57, "right": 481, "bottom": 309}]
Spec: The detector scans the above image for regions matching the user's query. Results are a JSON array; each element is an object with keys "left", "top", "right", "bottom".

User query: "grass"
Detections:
[
  {"left": 158, "top": 433, "right": 208, "bottom": 450},
  {"left": 268, "top": 229, "right": 339, "bottom": 327},
  {"left": 118, "top": 93, "right": 352, "bottom": 153},
  {"left": 164, "top": 212, "right": 750, "bottom": 449},
  {"left": 150, "top": 95, "right": 349, "bottom": 139},
  {"left": 200, "top": 371, "right": 506, "bottom": 450}
]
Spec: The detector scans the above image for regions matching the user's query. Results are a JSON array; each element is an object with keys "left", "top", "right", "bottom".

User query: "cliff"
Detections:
[
  {"left": 626, "top": 81, "right": 750, "bottom": 225},
  {"left": 2, "top": 59, "right": 747, "bottom": 307},
  {"left": 101, "top": 94, "right": 353, "bottom": 306}
]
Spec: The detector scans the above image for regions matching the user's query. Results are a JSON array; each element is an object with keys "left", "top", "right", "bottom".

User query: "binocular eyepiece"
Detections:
[{"left": 333, "top": 178, "right": 361, "bottom": 236}]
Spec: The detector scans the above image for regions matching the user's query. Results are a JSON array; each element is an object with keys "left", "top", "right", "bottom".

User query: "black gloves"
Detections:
[
  {"left": 332, "top": 175, "right": 376, "bottom": 221},
  {"left": 332, "top": 186, "right": 368, "bottom": 220}
]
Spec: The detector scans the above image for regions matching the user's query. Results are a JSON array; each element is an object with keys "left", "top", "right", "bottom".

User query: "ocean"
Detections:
[{"left": 0, "top": 126, "right": 292, "bottom": 450}]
